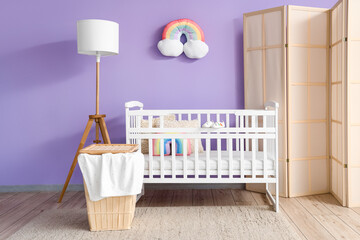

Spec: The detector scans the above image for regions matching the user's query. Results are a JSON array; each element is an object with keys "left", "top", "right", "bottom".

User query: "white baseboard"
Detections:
[
  {"left": 144, "top": 183, "right": 245, "bottom": 190},
  {"left": 0, "top": 183, "right": 245, "bottom": 192},
  {"left": 0, "top": 184, "right": 84, "bottom": 192}
]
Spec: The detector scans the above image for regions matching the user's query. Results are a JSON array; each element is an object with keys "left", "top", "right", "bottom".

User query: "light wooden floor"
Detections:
[{"left": 1, "top": 190, "right": 360, "bottom": 240}]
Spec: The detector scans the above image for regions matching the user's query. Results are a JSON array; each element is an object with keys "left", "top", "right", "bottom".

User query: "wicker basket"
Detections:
[{"left": 84, "top": 182, "right": 136, "bottom": 231}]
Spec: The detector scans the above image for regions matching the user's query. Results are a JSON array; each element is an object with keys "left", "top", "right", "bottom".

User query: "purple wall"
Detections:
[{"left": 0, "top": 0, "right": 337, "bottom": 186}]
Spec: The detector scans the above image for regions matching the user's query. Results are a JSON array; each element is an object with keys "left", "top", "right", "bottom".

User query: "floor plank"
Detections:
[
  {"left": 251, "top": 192, "right": 271, "bottom": 206},
  {"left": 316, "top": 194, "right": 360, "bottom": 235},
  {"left": 3, "top": 190, "right": 360, "bottom": 240},
  {"left": 297, "top": 196, "right": 359, "bottom": 239},
  {"left": 0, "top": 192, "right": 56, "bottom": 234},
  {"left": 280, "top": 205, "right": 307, "bottom": 240},
  {"left": 280, "top": 197, "right": 335, "bottom": 240},
  {"left": 136, "top": 190, "right": 154, "bottom": 208},
  {"left": 212, "top": 189, "right": 236, "bottom": 206},
  {"left": 0, "top": 193, "right": 16, "bottom": 202},
  {"left": 149, "top": 190, "right": 174, "bottom": 207},
  {"left": 41, "top": 191, "right": 77, "bottom": 210},
  {"left": 58, "top": 192, "right": 85, "bottom": 210},
  {"left": 171, "top": 189, "right": 192, "bottom": 206},
  {"left": 193, "top": 189, "right": 214, "bottom": 206},
  {"left": 0, "top": 191, "right": 77, "bottom": 239},
  {"left": 231, "top": 190, "right": 257, "bottom": 205},
  {"left": 0, "top": 192, "right": 37, "bottom": 217},
  {"left": 352, "top": 207, "right": 360, "bottom": 216},
  {"left": 55, "top": 191, "right": 78, "bottom": 209}
]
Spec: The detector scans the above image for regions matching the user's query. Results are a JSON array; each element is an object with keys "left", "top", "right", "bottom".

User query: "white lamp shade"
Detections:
[{"left": 77, "top": 19, "right": 119, "bottom": 56}]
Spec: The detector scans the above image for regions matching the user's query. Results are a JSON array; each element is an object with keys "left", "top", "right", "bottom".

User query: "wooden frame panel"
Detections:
[
  {"left": 244, "top": 6, "right": 287, "bottom": 197},
  {"left": 330, "top": 0, "right": 346, "bottom": 206},
  {"left": 346, "top": 0, "right": 360, "bottom": 207},
  {"left": 287, "top": 5, "right": 330, "bottom": 197}
]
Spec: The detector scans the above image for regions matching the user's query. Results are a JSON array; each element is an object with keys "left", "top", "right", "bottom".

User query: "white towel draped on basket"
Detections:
[{"left": 78, "top": 152, "right": 144, "bottom": 201}]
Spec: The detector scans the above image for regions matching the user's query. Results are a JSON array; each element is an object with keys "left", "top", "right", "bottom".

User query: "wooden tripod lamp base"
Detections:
[
  {"left": 58, "top": 114, "right": 110, "bottom": 203},
  {"left": 59, "top": 19, "right": 119, "bottom": 203}
]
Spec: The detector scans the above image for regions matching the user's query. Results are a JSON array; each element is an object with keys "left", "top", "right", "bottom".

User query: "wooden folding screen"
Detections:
[
  {"left": 245, "top": 2, "right": 360, "bottom": 204},
  {"left": 345, "top": 0, "right": 360, "bottom": 207},
  {"left": 243, "top": 6, "right": 287, "bottom": 197},
  {"left": 329, "top": 0, "right": 360, "bottom": 207},
  {"left": 244, "top": 6, "right": 329, "bottom": 198},
  {"left": 330, "top": 0, "right": 346, "bottom": 206},
  {"left": 287, "top": 6, "right": 330, "bottom": 197}
]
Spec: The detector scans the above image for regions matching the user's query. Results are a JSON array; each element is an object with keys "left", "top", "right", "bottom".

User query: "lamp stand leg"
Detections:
[
  {"left": 58, "top": 115, "right": 111, "bottom": 203},
  {"left": 58, "top": 118, "right": 94, "bottom": 203}
]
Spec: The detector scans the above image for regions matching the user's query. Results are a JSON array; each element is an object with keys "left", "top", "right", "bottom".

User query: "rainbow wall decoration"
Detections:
[{"left": 157, "top": 19, "right": 209, "bottom": 59}]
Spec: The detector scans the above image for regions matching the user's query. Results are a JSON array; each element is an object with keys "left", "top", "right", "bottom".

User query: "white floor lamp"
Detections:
[{"left": 59, "top": 19, "right": 119, "bottom": 202}]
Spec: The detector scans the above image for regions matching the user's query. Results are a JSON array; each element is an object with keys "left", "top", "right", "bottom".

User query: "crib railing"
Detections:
[
  {"left": 125, "top": 101, "right": 279, "bottom": 211},
  {"left": 125, "top": 101, "right": 278, "bottom": 182}
]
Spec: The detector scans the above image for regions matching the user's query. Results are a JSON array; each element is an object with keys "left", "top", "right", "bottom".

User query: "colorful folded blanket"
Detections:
[{"left": 152, "top": 138, "right": 191, "bottom": 156}]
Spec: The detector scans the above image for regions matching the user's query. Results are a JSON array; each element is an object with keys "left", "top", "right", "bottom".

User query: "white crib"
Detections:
[{"left": 125, "top": 101, "right": 279, "bottom": 211}]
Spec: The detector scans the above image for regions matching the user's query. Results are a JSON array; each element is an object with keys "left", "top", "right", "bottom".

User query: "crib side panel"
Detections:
[{"left": 126, "top": 107, "right": 277, "bottom": 184}]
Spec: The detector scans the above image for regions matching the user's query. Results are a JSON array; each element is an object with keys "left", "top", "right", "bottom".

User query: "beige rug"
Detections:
[{"left": 8, "top": 206, "right": 301, "bottom": 240}]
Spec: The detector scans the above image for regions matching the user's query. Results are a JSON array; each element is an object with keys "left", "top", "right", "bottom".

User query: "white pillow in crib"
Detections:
[{"left": 159, "top": 119, "right": 204, "bottom": 153}]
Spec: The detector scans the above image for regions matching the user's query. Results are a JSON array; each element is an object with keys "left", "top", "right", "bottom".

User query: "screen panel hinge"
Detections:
[
  {"left": 285, "top": 43, "right": 288, "bottom": 48},
  {"left": 344, "top": 163, "right": 348, "bottom": 168},
  {"left": 344, "top": 37, "right": 348, "bottom": 42},
  {"left": 286, "top": 158, "right": 289, "bottom": 163}
]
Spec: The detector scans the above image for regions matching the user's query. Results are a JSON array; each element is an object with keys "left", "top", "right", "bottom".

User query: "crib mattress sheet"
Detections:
[{"left": 143, "top": 151, "right": 275, "bottom": 171}]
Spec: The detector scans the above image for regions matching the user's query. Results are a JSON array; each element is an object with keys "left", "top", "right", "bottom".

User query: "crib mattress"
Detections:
[{"left": 143, "top": 151, "right": 275, "bottom": 172}]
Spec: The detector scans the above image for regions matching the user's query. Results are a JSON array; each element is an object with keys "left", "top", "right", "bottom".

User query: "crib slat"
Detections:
[
  {"left": 236, "top": 116, "right": 239, "bottom": 151},
  {"left": 188, "top": 113, "right": 191, "bottom": 120},
  {"left": 131, "top": 116, "right": 134, "bottom": 144},
  {"left": 183, "top": 139, "right": 187, "bottom": 178},
  {"left": 217, "top": 138, "right": 221, "bottom": 178},
  {"left": 216, "top": 113, "right": 221, "bottom": 178},
  {"left": 251, "top": 115, "right": 255, "bottom": 130},
  {"left": 245, "top": 116, "right": 249, "bottom": 151},
  {"left": 206, "top": 138, "right": 210, "bottom": 178},
  {"left": 149, "top": 139, "right": 153, "bottom": 179},
  {"left": 240, "top": 138, "right": 244, "bottom": 178},
  {"left": 195, "top": 138, "right": 199, "bottom": 179},
  {"left": 160, "top": 116, "right": 165, "bottom": 178},
  {"left": 254, "top": 116, "right": 258, "bottom": 153},
  {"left": 197, "top": 114, "right": 201, "bottom": 126},
  {"left": 159, "top": 115, "right": 164, "bottom": 128},
  {"left": 179, "top": 114, "right": 182, "bottom": 121},
  {"left": 148, "top": 116, "right": 153, "bottom": 178},
  {"left": 263, "top": 138, "right": 267, "bottom": 178},
  {"left": 137, "top": 116, "right": 142, "bottom": 152},
  {"left": 226, "top": 113, "right": 230, "bottom": 152},
  {"left": 263, "top": 115, "right": 267, "bottom": 129},
  {"left": 251, "top": 138, "right": 256, "bottom": 178},
  {"left": 172, "top": 138, "right": 175, "bottom": 178},
  {"left": 229, "top": 138, "right": 233, "bottom": 179},
  {"left": 160, "top": 138, "right": 164, "bottom": 178},
  {"left": 206, "top": 113, "right": 210, "bottom": 178},
  {"left": 129, "top": 116, "right": 133, "bottom": 144},
  {"left": 149, "top": 116, "right": 153, "bottom": 128}
]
